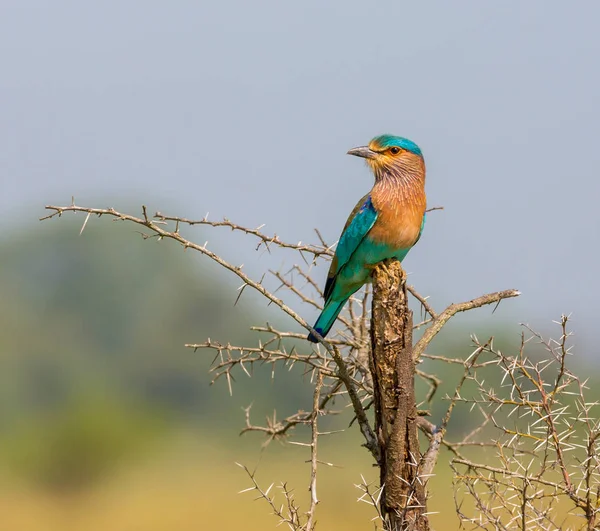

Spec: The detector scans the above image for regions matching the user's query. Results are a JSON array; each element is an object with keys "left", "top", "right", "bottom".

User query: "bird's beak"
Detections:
[{"left": 347, "top": 146, "right": 377, "bottom": 159}]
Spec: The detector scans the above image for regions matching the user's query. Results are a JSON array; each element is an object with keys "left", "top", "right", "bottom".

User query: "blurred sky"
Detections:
[{"left": 2, "top": 1, "right": 599, "bottom": 352}]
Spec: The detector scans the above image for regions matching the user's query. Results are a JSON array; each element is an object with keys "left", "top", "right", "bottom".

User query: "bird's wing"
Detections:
[{"left": 323, "top": 194, "right": 377, "bottom": 301}]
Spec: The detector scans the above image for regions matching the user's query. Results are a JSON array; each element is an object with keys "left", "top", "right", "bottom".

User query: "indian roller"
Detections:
[{"left": 307, "top": 134, "right": 427, "bottom": 343}]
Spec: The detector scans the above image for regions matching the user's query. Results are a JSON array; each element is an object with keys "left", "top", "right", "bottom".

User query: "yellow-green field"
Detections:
[{"left": 0, "top": 432, "right": 465, "bottom": 531}]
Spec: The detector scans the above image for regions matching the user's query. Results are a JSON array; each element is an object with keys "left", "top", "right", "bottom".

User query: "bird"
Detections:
[{"left": 307, "top": 134, "right": 427, "bottom": 343}]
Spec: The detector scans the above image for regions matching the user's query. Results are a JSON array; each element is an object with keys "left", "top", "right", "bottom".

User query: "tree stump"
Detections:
[{"left": 370, "top": 259, "right": 429, "bottom": 531}]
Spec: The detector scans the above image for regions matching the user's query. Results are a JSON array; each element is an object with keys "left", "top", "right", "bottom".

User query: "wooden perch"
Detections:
[{"left": 370, "top": 259, "right": 429, "bottom": 531}]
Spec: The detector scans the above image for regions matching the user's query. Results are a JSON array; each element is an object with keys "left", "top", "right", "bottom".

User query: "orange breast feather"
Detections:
[{"left": 369, "top": 186, "right": 426, "bottom": 249}]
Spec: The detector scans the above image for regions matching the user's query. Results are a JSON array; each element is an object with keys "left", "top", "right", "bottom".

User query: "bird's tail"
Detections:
[{"left": 307, "top": 299, "right": 347, "bottom": 343}]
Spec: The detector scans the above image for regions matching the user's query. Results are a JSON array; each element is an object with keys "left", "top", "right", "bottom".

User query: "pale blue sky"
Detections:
[{"left": 2, "top": 1, "right": 599, "bottom": 352}]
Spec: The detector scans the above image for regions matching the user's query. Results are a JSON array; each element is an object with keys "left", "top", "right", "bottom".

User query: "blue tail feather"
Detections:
[{"left": 307, "top": 299, "right": 347, "bottom": 343}]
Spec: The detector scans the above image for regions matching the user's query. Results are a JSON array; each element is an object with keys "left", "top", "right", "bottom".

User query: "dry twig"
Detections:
[{"left": 48, "top": 202, "right": 580, "bottom": 530}]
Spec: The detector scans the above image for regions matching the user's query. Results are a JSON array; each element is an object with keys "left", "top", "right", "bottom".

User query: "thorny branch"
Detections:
[
  {"left": 153, "top": 211, "right": 334, "bottom": 259},
  {"left": 306, "top": 371, "right": 323, "bottom": 531},
  {"left": 449, "top": 318, "right": 599, "bottom": 530},
  {"left": 418, "top": 339, "right": 491, "bottom": 483},
  {"left": 44, "top": 203, "right": 600, "bottom": 531},
  {"left": 237, "top": 378, "right": 343, "bottom": 445},
  {"left": 412, "top": 289, "right": 521, "bottom": 362},
  {"left": 42, "top": 203, "right": 379, "bottom": 462},
  {"left": 237, "top": 463, "right": 308, "bottom": 531}
]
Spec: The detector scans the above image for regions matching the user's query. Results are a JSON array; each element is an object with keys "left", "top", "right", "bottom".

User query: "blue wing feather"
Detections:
[{"left": 323, "top": 196, "right": 378, "bottom": 300}]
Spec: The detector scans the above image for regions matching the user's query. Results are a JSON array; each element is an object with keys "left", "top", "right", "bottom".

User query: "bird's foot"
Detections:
[{"left": 370, "top": 259, "right": 393, "bottom": 277}]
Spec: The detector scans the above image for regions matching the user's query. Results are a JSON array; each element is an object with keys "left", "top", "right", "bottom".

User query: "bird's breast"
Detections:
[{"left": 369, "top": 187, "right": 426, "bottom": 249}]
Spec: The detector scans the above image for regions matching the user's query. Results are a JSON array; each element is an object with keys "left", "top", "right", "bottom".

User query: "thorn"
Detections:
[
  {"left": 79, "top": 212, "right": 91, "bottom": 235},
  {"left": 234, "top": 283, "right": 248, "bottom": 306}
]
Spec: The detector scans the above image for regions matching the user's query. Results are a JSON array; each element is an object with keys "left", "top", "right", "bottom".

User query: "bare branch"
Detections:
[
  {"left": 413, "top": 289, "right": 521, "bottom": 361},
  {"left": 42, "top": 203, "right": 380, "bottom": 461},
  {"left": 47, "top": 201, "right": 596, "bottom": 531},
  {"left": 306, "top": 371, "right": 323, "bottom": 531},
  {"left": 154, "top": 211, "right": 333, "bottom": 258}
]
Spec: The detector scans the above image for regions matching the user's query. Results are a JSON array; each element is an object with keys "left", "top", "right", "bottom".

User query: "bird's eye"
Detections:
[{"left": 390, "top": 147, "right": 401, "bottom": 155}]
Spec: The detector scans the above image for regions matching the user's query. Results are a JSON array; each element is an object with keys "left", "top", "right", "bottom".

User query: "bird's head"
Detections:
[{"left": 347, "top": 134, "right": 424, "bottom": 180}]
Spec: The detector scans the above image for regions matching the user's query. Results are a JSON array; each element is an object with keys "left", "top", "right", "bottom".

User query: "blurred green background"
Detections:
[{"left": 0, "top": 215, "right": 592, "bottom": 530}]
